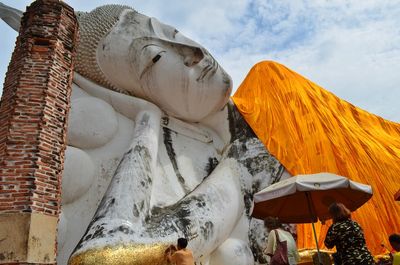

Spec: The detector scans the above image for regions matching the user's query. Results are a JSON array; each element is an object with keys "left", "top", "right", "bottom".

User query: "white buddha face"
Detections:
[{"left": 97, "top": 9, "right": 232, "bottom": 122}]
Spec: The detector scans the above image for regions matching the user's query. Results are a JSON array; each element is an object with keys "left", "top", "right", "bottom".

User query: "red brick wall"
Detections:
[{"left": 0, "top": 0, "right": 78, "bottom": 217}]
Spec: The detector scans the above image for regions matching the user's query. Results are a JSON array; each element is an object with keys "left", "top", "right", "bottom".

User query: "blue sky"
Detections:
[{"left": 1, "top": 0, "right": 399, "bottom": 122}]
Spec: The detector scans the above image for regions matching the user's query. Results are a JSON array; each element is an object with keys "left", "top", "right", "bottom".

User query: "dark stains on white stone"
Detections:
[
  {"left": 83, "top": 234, "right": 92, "bottom": 242},
  {"left": 162, "top": 122, "right": 186, "bottom": 186},
  {"left": 74, "top": 141, "right": 155, "bottom": 252},
  {"left": 196, "top": 199, "right": 206, "bottom": 208},
  {"left": 88, "top": 196, "right": 116, "bottom": 227},
  {"left": 205, "top": 157, "right": 218, "bottom": 176},
  {"left": 108, "top": 224, "right": 134, "bottom": 235},
  {"left": 243, "top": 193, "right": 253, "bottom": 216},
  {"left": 249, "top": 219, "right": 268, "bottom": 264},
  {"left": 92, "top": 225, "right": 106, "bottom": 239},
  {"left": 118, "top": 8, "right": 140, "bottom": 28},
  {"left": 147, "top": 198, "right": 194, "bottom": 238},
  {"left": 139, "top": 200, "right": 145, "bottom": 211},
  {"left": 200, "top": 221, "right": 214, "bottom": 241},
  {"left": 132, "top": 204, "right": 140, "bottom": 217},
  {"left": 233, "top": 243, "right": 253, "bottom": 262},
  {"left": 117, "top": 225, "right": 133, "bottom": 234},
  {"left": 270, "top": 164, "right": 285, "bottom": 184},
  {"left": 222, "top": 72, "right": 231, "bottom": 88},
  {"left": 145, "top": 194, "right": 213, "bottom": 241},
  {"left": 112, "top": 148, "right": 132, "bottom": 180},
  {"left": 227, "top": 102, "right": 256, "bottom": 142},
  {"left": 139, "top": 112, "right": 150, "bottom": 126},
  {"left": 252, "top": 180, "right": 262, "bottom": 195},
  {"left": 75, "top": 224, "right": 107, "bottom": 251},
  {"left": 226, "top": 103, "right": 288, "bottom": 264}
]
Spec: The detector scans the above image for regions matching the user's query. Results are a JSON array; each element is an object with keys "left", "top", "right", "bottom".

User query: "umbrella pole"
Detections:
[{"left": 305, "top": 192, "right": 323, "bottom": 265}]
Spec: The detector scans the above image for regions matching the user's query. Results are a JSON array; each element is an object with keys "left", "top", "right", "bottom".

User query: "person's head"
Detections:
[
  {"left": 177, "top": 238, "right": 188, "bottom": 250},
  {"left": 76, "top": 5, "right": 232, "bottom": 122},
  {"left": 328, "top": 202, "right": 351, "bottom": 223},
  {"left": 264, "top": 217, "right": 282, "bottom": 232},
  {"left": 389, "top": 233, "right": 400, "bottom": 251}
]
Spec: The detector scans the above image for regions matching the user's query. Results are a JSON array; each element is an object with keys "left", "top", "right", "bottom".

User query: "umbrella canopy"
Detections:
[{"left": 252, "top": 173, "right": 373, "bottom": 223}]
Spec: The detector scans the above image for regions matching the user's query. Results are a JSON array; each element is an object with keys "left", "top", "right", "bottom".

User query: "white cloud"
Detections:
[{"left": 0, "top": 0, "right": 399, "bottom": 121}]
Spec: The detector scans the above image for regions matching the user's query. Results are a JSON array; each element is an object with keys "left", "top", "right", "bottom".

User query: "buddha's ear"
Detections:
[{"left": 0, "top": 2, "right": 23, "bottom": 32}]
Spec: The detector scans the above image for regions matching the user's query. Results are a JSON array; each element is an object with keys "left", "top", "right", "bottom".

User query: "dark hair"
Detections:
[
  {"left": 389, "top": 233, "right": 400, "bottom": 244},
  {"left": 177, "top": 238, "right": 188, "bottom": 249},
  {"left": 264, "top": 216, "right": 282, "bottom": 230},
  {"left": 328, "top": 202, "right": 351, "bottom": 223}
]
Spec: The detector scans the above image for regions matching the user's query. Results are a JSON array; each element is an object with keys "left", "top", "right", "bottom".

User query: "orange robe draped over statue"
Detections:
[{"left": 232, "top": 61, "right": 400, "bottom": 255}]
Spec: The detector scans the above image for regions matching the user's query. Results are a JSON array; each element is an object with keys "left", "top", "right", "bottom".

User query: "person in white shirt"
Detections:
[{"left": 264, "top": 217, "right": 300, "bottom": 265}]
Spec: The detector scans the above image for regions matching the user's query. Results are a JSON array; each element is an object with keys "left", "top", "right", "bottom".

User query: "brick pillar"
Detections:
[{"left": 0, "top": 0, "right": 78, "bottom": 264}]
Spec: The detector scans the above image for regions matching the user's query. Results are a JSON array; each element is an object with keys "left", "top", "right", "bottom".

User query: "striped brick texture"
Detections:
[{"left": 0, "top": 0, "right": 78, "bottom": 263}]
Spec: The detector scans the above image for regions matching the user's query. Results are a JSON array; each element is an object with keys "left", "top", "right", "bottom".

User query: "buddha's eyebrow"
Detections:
[{"left": 141, "top": 44, "right": 160, "bottom": 50}]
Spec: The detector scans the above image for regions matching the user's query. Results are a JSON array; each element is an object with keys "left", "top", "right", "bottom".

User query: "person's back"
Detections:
[
  {"left": 324, "top": 203, "right": 374, "bottom": 265},
  {"left": 326, "top": 219, "right": 374, "bottom": 264},
  {"left": 264, "top": 217, "right": 300, "bottom": 265},
  {"left": 329, "top": 219, "right": 368, "bottom": 252},
  {"left": 276, "top": 229, "right": 300, "bottom": 265},
  {"left": 169, "top": 248, "right": 195, "bottom": 265},
  {"left": 167, "top": 238, "right": 195, "bottom": 265}
]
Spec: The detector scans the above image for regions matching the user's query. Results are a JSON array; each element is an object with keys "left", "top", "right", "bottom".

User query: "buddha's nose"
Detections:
[
  {"left": 183, "top": 46, "right": 204, "bottom": 67},
  {"left": 68, "top": 243, "right": 170, "bottom": 265}
]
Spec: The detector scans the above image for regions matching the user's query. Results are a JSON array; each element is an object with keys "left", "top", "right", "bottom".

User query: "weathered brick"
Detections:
[{"left": 0, "top": 1, "right": 78, "bottom": 263}]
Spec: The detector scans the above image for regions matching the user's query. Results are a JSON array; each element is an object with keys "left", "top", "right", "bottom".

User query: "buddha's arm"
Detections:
[{"left": 69, "top": 152, "right": 245, "bottom": 265}]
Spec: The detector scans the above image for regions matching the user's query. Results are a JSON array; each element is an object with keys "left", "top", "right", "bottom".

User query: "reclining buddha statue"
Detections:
[
  {"left": 65, "top": 5, "right": 293, "bottom": 265},
  {"left": 2, "top": 2, "right": 399, "bottom": 265},
  {"left": 0, "top": 3, "right": 289, "bottom": 265}
]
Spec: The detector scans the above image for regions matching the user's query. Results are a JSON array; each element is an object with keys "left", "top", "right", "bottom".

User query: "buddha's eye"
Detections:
[
  {"left": 153, "top": 54, "right": 162, "bottom": 63},
  {"left": 142, "top": 45, "right": 165, "bottom": 64},
  {"left": 139, "top": 44, "right": 166, "bottom": 78}
]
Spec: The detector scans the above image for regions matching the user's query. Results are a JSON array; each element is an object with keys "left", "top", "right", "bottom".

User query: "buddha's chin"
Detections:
[
  {"left": 167, "top": 103, "right": 223, "bottom": 122},
  {"left": 69, "top": 243, "right": 170, "bottom": 265}
]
